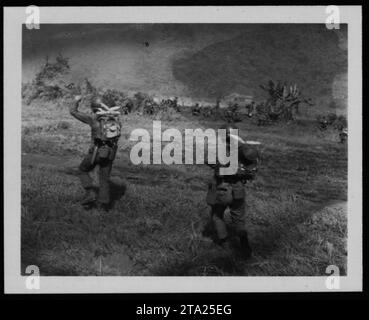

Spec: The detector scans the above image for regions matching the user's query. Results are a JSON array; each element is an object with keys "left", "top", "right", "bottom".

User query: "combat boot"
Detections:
[
  {"left": 81, "top": 188, "right": 96, "bottom": 206},
  {"left": 239, "top": 231, "right": 252, "bottom": 259}
]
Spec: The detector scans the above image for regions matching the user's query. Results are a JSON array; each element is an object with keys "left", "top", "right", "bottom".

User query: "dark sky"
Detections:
[{"left": 22, "top": 24, "right": 347, "bottom": 109}]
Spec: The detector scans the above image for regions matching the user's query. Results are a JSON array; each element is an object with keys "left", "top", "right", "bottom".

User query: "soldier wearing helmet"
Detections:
[
  {"left": 205, "top": 124, "right": 260, "bottom": 259},
  {"left": 70, "top": 95, "right": 122, "bottom": 210}
]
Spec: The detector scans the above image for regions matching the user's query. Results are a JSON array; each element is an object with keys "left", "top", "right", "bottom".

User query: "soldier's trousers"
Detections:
[
  {"left": 206, "top": 180, "right": 247, "bottom": 240},
  {"left": 78, "top": 145, "right": 116, "bottom": 204}
]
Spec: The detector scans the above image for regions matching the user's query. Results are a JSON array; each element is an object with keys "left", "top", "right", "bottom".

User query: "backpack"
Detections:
[{"left": 98, "top": 115, "right": 121, "bottom": 141}]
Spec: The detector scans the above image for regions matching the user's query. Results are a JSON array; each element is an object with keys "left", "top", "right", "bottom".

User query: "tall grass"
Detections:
[{"left": 21, "top": 99, "right": 347, "bottom": 276}]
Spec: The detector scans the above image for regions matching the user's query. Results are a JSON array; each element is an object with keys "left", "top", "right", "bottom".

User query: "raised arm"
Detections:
[{"left": 69, "top": 96, "right": 93, "bottom": 125}]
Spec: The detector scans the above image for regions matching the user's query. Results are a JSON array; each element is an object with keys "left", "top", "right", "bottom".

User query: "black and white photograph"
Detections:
[{"left": 4, "top": 6, "right": 362, "bottom": 293}]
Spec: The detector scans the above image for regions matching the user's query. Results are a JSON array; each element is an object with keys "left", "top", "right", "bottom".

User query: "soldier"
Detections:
[
  {"left": 205, "top": 124, "right": 259, "bottom": 259},
  {"left": 124, "top": 99, "right": 134, "bottom": 114},
  {"left": 173, "top": 96, "right": 180, "bottom": 112},
  {"left": 70, "top": 95, "right": 122, "bottom": 210},
  {"left": 144, "top": 99, "right": 154, "bottom": 115},
  {"left": 224, "top": 109, "right": 234, "bottom": 123},
  {"left": 192, "top": 103, "right": 201, "bottom": 116},
  {"left": 318, "top": 116, "right": 329, "bottom": 131}
]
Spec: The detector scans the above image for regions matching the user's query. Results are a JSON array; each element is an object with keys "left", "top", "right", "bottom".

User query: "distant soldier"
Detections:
[
  {"left": 123, "top": 99, "right": 134, "bottom": 114},
  {"left": 205, "top": 124, "right": 259, "bottom": 259},
  {"left": 215, "top": 98, "right": 221, "bottom": 111},
  {"left": 246, "top": 101, "right": 255, "bottom": 118},
  {"left": 318, "top": 116, "right": 329, "bottom": 131},
  {"left": 173, "top": 97, "right": 180, "bottom": 112},
  {"left": 192, "top": 103, "right": 201, "bottom": 116},
  {"left": 339, "top": 127, "right": 348, "bottom": 143},
  {"left": 70, "top": 95, "right": 122, "bottom": 210}
]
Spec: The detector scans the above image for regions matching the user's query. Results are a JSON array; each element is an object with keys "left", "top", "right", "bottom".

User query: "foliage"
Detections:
[
  {"left": 21, "top": 101, "right": 348, "bottom": 276},
  {"left": 316, "top": 113, "right": 347, "bottom": 131},
  {"left": 256, "top": 80, "right": 313, "bottom": 124},
  {"left": 34, "top": 54, "right": 70, "bottom": 84},
  {"left": 101, "top": 89, "right": 128, "bottom": 108},
  {"left": 22, "top": 54, "right": 71, "bottom": 104}
]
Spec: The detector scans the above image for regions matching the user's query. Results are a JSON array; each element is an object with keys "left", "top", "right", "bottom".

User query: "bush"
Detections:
[
  {"left": 327, "top": 112, "right": 337, "bottom": 125},
  {"left": 102, "top": 89, "right": 127, "bottom": 108},
  {"left": 34, "top": 54, "right": 70, "bottom": 84},
  {"left": 335, "top": 115, "right": 347, "bottom": 130}
]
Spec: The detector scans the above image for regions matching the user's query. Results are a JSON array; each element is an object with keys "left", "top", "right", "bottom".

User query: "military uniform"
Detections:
[
  {"left": 70, "top": 99, "right": 119, "bottom": 206},
  {"left": 192, "top": 104, "right": 201, "bottom": 116},
  {"left": 206, "top": 179, "right": 246, "bottom": 239},
  {"left": 339, "top": 127, "right": 348, "bottom": 143},
  {"left": 206, "top": 140, "right": 259, "bottom": 257}
]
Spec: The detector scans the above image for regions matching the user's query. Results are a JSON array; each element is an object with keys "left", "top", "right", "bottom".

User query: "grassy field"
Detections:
[{"left": 21, "top": 98, "right": 347, "bottom": 276}]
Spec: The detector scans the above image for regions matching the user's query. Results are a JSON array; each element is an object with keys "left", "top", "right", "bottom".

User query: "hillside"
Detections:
[
  {"left": 23, "top": 24, "right": 347, "bottom": 114},
  {"left": 173, "top": 24, "right": 347, "bottom": 112},
  {"left": 22, "top": 24, "right": 239, "bottom": 97}
]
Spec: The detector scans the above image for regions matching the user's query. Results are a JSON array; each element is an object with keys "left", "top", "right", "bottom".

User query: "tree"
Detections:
[{"left": 259, "top": 80, "right": 313, "bottom": 122}]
